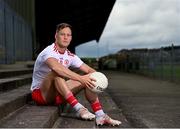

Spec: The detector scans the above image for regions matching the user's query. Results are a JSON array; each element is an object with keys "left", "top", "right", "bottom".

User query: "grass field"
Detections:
[{"left": 141, "top": 64, "right": 180, "bottom": 82}]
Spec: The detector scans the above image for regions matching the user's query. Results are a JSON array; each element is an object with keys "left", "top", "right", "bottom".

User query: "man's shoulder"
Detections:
[
  {"left": 43, "top": 43, "right": 57, "bottom": 53},
  {"left": 66, "top": 49, "right": 75, "bottom": 57},
  {"left": 37, "top": 43, "right": 58, "bottom": 59}
]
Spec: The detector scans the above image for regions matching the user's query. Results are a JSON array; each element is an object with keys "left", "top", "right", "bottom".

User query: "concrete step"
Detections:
[
  {"left": 0, "top": 105, "right": 58, "bottom": 128},
  {"left": 0, "top": 74, "right": 32, "bottom": 92},
  {"left": 0, "top": 68, "right": 33, "bottom": 79},
  {"left": 52, "top": 93, "right": 95, "bottom": 128},
  {"left": 53, "top": 91, "right": 132, "bottom": 128},
  {"left": 0, "top": 85, "right": 31, "bottom": 120},
  {"left": 0, "top": 61, "right": 35, "bottom": 70},
  {"left": 0, "top": 89, "right": 132, "bottom": 128}
]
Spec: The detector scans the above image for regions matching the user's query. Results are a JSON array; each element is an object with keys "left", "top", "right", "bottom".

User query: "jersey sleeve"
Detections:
[{"left": 71, "top": 55, "right": 84, "bottom": 68}]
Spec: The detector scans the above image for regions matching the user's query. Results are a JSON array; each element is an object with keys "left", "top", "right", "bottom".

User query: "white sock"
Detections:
[
  {"left": 95, "top": 109, "right": 105, "bottom": 117},
  {"left": 73, "top": 103, "right": 83, "bottom": 112}
]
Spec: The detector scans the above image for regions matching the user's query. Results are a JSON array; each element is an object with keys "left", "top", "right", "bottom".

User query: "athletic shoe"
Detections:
[
  {"left": 96, "top": 114, "right": 122, "bottom": 126},
  {"left": 76, "top": 107, "right": 95, "bottom": 120}
]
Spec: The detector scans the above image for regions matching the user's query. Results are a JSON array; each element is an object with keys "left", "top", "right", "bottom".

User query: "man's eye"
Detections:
[
  {"left": 60, "top": 33, "right": 71, "bottom": 37},
  {"left": 60, "top": 33, "right": 65, "bottom": 36}
]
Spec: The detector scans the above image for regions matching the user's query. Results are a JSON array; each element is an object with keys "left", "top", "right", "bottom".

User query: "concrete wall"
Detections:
[
  {"left": 0, "top": 0, "right": 35, "bottom": 64},
  {"left": 3, "top": 0, "right": 35, "bottom": 29}
]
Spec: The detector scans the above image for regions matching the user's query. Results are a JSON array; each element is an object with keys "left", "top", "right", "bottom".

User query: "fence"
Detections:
[
  {"left": 99, "top": 44, "right": 180, "bottom": 83},
  {"left": 139, "top": 45, "right": 180, "bottom": 83},
  {"left": 0, "top": 0, "right": 32, "bottom": 64}
]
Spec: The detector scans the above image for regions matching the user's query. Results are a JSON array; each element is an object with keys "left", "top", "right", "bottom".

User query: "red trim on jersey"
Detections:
[
  {"left": 67, "top": 50, "right": 74, "bottom": 57},
  {"left": 54, "top": 43, "right": 66, "bottom": 54},
  {"left": 53, "top": 43, "right": 59, "bottom": 53},
  {"left": 53, "top": 43, "right": 75, "bottom": 56}
]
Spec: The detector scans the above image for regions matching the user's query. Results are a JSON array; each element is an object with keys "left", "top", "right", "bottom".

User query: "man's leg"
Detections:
[
  {"left": 65, "top": 79, "right": 84, "bottom": 95},
  {"left": 62, "top": 79, "right": 95, "bottom": 120},
  {"left": 39, "top": 71, "right": 83, "bottom": 103},
  {"left": 40, "top": 72, "right": 59, "bottom": 104},
  {"left": 84, "top": 86, "right": 122, "bottom": 126},
  {"left": 65, "top": 79, "right": 104, "bottom": 118},
  {"left": 40, "top": 72, "right": 95, "bottom": 120}
]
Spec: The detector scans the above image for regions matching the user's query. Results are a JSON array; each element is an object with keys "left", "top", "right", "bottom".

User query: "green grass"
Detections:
[{"left": 141, "top": 64, "right": 180, "bottom": 81}]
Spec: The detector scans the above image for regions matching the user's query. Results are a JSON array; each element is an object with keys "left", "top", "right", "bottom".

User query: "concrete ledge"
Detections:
[
  {"left": 0, "top": 85, "right": 30, "bottom": 119},
  {"left": 0, "top": 105, "right": 58, "bottom": 128},
  {"left": 0, "top": 61, "right": 34, "bottom": 69},
  {"left": 0, "top": 74, "right": 32, "bottom": 91},
  {"left": 0, "top": 68, "right": 33, "bottom": 79}
]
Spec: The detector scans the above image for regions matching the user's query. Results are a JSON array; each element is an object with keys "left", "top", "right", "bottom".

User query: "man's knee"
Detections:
[
  {"left": 54, "top": 76, "right": 64, "bottom": 82},
  {"left": 47, "top": 71, "right": 58, "bottom": 79},
  {"left": 41, "top": 71, "right": 59, "bottom": 89},
  {"left": 54, "top": 76, "right": 67, "bottom": 87}
]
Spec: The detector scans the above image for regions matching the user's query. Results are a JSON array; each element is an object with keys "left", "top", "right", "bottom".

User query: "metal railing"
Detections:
[{"left": 100, "top": 44, "right": 180, "bottom": 83}]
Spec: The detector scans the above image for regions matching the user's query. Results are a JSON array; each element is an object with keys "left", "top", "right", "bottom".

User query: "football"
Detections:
[{"left": 90, "top": 72, "right": 108, "bottom": 93}]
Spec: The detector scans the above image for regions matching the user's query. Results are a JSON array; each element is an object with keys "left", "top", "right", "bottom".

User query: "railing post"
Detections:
[{"left": 171, "top": 43, "right": 174, "bottom": 81}]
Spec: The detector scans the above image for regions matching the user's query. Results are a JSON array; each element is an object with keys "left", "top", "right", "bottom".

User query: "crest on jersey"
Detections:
[{"left": 64, "top": 59, "right": 69, "bottom": 65}]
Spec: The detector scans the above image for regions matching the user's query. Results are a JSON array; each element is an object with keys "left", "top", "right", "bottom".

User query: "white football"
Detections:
[{"left": 90, "top": 72, "right": 108, "bottom": 93}]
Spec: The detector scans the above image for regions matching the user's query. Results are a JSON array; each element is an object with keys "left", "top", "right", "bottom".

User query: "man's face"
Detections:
[{"left": 55, "top": 27, "right": 72, "bottom": 48}]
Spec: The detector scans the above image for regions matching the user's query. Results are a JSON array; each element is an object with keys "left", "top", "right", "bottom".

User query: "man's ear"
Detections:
[{"left": 55, "top": 32, "right": 57, "bottom": 39}]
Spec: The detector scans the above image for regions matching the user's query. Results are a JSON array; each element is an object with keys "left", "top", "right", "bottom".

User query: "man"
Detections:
[{"left": 31, "top": 23, "right": 121, "bottom": 126}]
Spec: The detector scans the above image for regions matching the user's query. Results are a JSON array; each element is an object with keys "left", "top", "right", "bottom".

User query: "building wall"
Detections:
[
  {"left": 0, "top": 0, "right": 35, "bottom": 64},
  {"left": 3, "top": 0, "right": 35, "bottom": 29}
]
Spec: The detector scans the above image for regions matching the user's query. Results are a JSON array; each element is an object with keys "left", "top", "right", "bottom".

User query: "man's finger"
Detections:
[
  {"left": 90, "top": 77, "right": 96, "bottom": 82},
  {"left": 86, "top": 83, "right": 93, "bottom": 89},
  {"left": 89, "top": 81, "right": 96, "bottom": 87}
]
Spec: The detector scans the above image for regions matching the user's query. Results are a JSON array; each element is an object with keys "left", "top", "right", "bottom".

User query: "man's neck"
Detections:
[{"left": 55, "top": 42, "right": 66, "bottom": 54}]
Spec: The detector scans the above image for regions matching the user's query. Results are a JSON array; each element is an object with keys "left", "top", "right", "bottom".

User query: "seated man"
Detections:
[{"left": 31, "top": 23, "right": 121, "bottom": 126}]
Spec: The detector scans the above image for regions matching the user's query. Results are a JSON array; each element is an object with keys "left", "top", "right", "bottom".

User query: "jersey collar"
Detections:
[{"left": 54, "top": 43, "right": 67, "bottom": 54}]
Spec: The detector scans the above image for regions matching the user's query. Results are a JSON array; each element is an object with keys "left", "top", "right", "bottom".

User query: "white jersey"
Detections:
[{"left": 31, "top": 43, "right": 84, "bottom": 91}]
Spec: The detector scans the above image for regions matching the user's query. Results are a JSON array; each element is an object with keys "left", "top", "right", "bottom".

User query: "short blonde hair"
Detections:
[{"left": 56, "top": 23, "right": 72, "bottom": 33}]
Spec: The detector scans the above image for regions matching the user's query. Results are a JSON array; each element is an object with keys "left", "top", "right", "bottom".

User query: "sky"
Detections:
[{"left": 76, "top": 0, "right": 180, "bottom": 58}]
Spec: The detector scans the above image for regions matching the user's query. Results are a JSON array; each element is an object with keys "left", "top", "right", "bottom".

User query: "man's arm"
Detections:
[
  {"left": 45, "top": 57, "right": 95, "bottom": 88},
  {"left": 79, "top": 63, "right": 96, "bottom": 74},
  {"left": 46, "top": 57, "right": 81, "bottom": 81}
]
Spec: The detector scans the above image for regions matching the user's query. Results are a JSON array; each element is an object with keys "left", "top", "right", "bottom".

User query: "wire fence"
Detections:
[{"left": 99, "top": 44, "right": 180, "bottom": 83}]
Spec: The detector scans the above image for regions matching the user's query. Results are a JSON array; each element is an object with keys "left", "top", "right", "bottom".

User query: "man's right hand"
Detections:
[{"left": 80, "top": 74, "right": 96, "bottom": 90}]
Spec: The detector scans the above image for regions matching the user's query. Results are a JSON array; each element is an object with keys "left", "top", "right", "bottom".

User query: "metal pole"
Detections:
[
  {"left": 160, "top": 47, "right": 164, "bottom": 80},
  {"left": 171, "top": 43, "right": 174, "bottom": 81}
]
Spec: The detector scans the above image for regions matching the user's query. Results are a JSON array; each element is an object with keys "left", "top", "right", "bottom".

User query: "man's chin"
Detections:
[
  {"left": 59, "top": 43, "right": 69, "bottom": 47},
  {"left": 63, "top": 43, "right": 70, "bottom": 47},
  {"left": 62, "top": 45, "right": 69, "bottom": 48}
]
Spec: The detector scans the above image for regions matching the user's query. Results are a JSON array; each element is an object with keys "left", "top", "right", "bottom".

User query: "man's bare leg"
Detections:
[
  {"left": 66, "top": 79, "right": 122, "bottom": 126},
  {"left": 40, "top": 72, "right": 95, "bottom": 120},
  {"left": 40, "top": 72, "right": 58, "bottom": 104},
  {"left": 40, "top": 72, "right": 83, "bottom": 103}
]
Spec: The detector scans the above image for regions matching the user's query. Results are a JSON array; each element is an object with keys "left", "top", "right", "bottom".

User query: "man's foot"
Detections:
[
  {"left": 76, "top": 107, "right": 95, "bottom": 120},
  {"left": 96, "top": 114, "right": 122, "bottom": 126}
]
